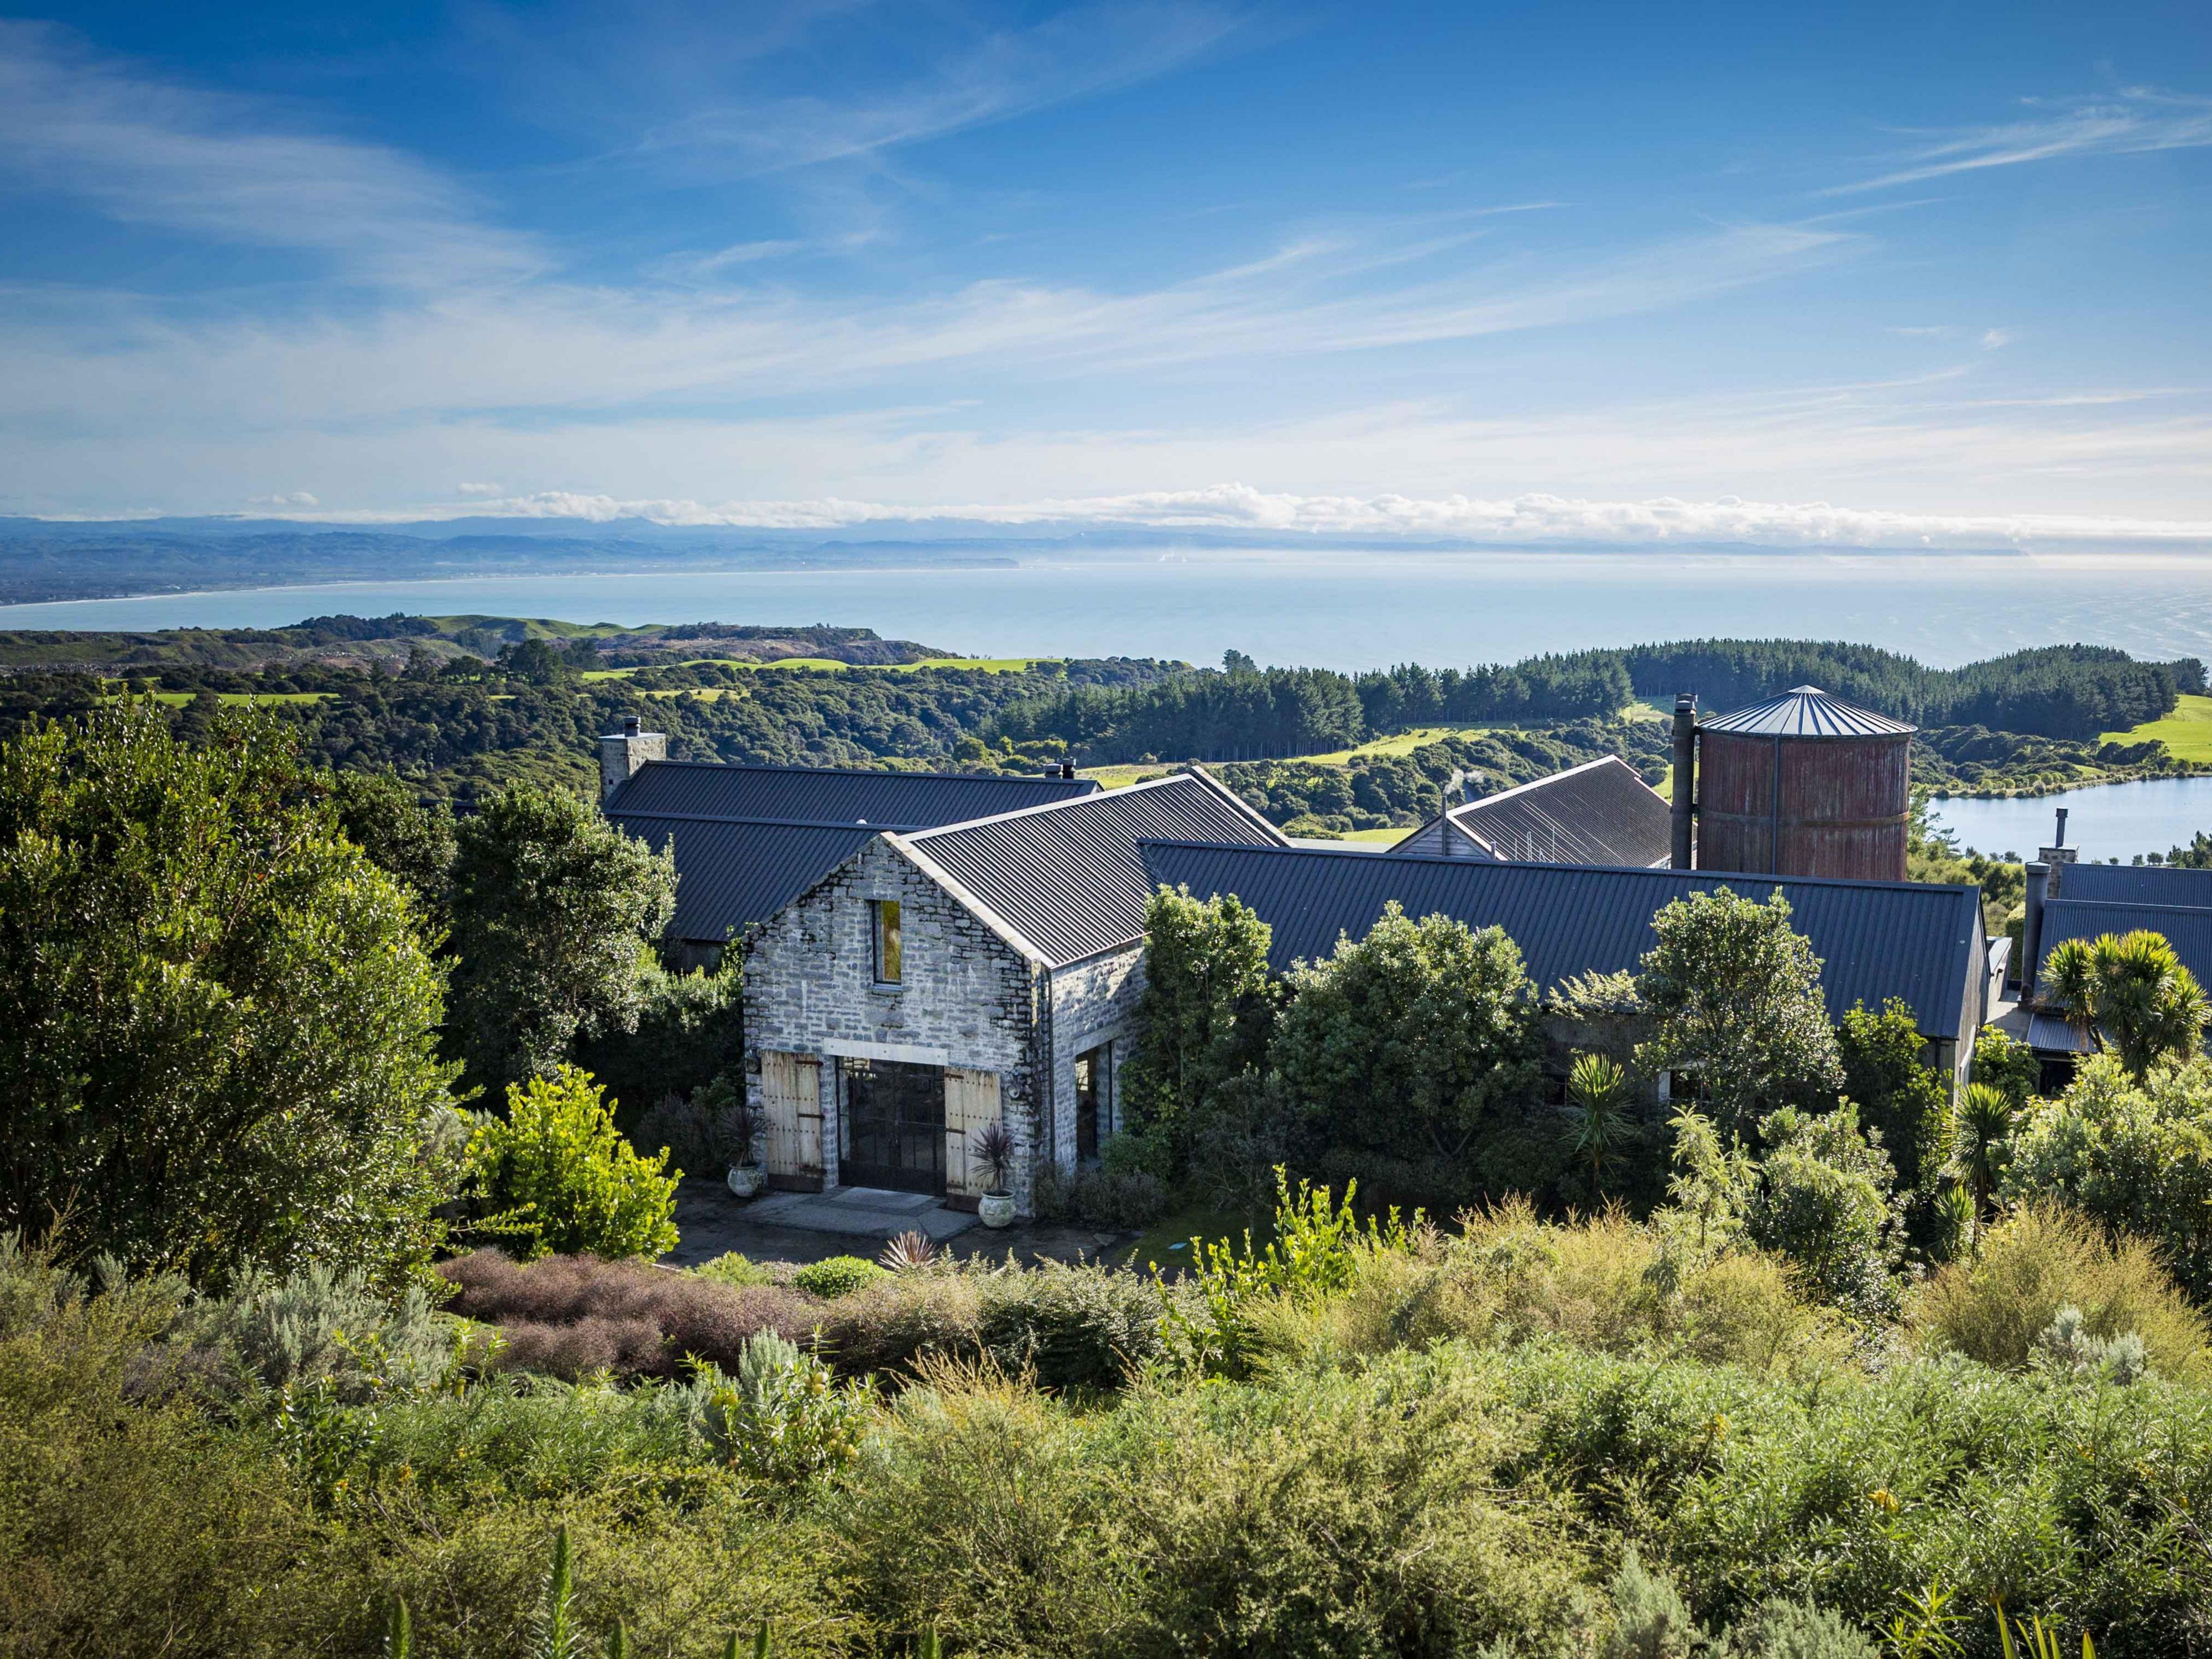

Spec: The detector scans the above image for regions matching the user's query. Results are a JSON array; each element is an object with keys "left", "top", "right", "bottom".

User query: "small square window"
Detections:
[{"left": 872, "top": 899, "right": 902, "bottom": 984}]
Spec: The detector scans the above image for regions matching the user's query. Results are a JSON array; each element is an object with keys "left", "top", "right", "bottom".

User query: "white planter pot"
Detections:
[
  {"left": 977, "top": 1191, "right": 1018, "bottom": 1229},
  {"left": 726, "top": 1162, "right": 766, "bottom": 1199}
]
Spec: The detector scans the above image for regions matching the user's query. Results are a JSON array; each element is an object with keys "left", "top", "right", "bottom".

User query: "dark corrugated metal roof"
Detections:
[
  {"left": 1395, "top": 756, "right": 1671, "bottom": 867},
  {"left": 1699, "top": 685, "right": 1916, "bottom": 739},
  {"left": 604, "top": 760, "right": 1095, "bottom": 825},
  {"left": 2057, "top": 862, "right": 2212, "bottom": 907},
  {"left": 2026, "top": 1011, "right": 2089, "bottom": 1054},
  {"left": 615, "top": 816, "right": 878, "bottom": 944},
  {"left": 904, "top": 774, "right": 1286, "bottom": 966},
  {"left": 1140, "top": 841, "right": 1983, "bottom": 1039},
  {"left": 2035, "top": 897, "right": 2212, "bottom": 1006}
]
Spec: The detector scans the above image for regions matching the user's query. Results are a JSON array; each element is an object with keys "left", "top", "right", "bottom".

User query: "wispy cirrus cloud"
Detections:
[
  {"left": 0, "top": 20, "right": 541, "bottom": 290},
  {"left": 1828, "top": 87, "right": 2212, "bottom": 194},
  {"left": 615, "top": 2, "right": 1249, "bottom": 179}
]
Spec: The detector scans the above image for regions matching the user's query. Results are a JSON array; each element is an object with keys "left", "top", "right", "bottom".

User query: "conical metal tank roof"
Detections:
[{"left": 1698, "top": 685, "right": 1916, "bottom": 739}]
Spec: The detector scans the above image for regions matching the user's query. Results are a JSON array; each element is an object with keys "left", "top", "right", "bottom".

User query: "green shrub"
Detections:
[
  {"left": 831, "top": 1355, "right": 1602, "bottom": 1656},
  {"left": 2004, "top": 1053, "right": 2212, "bottom": 1302},
  {"left": 977, "top": 1261, "right": 1167, "bottom": 1391},
  {"left": 164, "top": 1260, "right": 463, "bottom": 1404},
  {"left": 813, "top": 1270, "right": 984, "bottom": 1380},
  {"left": 689, "top": 1251, "right": 774, "bottom": 1288},
  {"left": 465, "top": 1066, "right": 680, "bottom": 1261},
  {"left": 791, "top": 1255, "right": 887, "bottom": 1299},
  {"left": 1971, "top": 1027, "right": 2042, "bottom": 1104},
  {"left": 696, "top": 1331, "right": 870, "bottom": 1484},
  {"left": 0, "top": 707, "right": 458, "bottom": 1287},
  {"left": 1336, "top": 1199, "right": 1848, "bottom": 1375},
  {"left": 1030, "top": 1161, "right": 1169, "bottom": 1229},
  {"left": 1908, "top": 1202, "right": 2210, "bottom": 1380},
  {"left": 1489, "top": 1340, "right": 2212, "bottom": 1652},
  {"left": 1742, "top": 1104, "right": 1902, "bottom": 1323}
]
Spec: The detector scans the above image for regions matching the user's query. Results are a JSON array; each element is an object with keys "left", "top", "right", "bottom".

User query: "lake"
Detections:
[
  {"left": 1924, "top": 776, "right": 2212, "bottom": 865},
  {"left": 11, "top": 547, "right": 2212, "bottom": 672}
]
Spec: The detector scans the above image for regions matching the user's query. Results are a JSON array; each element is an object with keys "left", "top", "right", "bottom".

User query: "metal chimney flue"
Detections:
[{"left": 1669, "top": 692, "right": 1698, "bottom": 870}]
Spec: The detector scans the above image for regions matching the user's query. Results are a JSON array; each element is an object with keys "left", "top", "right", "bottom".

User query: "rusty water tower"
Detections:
[{"left": 1669, "top": 685, "right": 1914, "bottom": 881}]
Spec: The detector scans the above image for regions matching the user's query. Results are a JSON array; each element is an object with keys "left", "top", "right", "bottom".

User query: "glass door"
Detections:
[{"left": 839, "top": 1058, "right": 947, "bottom": 1195}]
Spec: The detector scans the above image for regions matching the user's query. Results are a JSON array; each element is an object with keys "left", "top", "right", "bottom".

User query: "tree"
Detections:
[
  {"left": 447, "top": 784, "right": 677, "bottom": 1091},
  {"left": 1945, "top": 1081, "right": 2017, "bottom": 1224},
  {"left": 1119, "top": 886, "right": 1278, "bottom": 1172},
  {"left": 1634, "top": 887, "right": 1843, "bottom": 1136},
  {"left": 1271, "top": 902, "right": 1543, "bottom": 1169},
  {"left": 1743, "top": 1102, "right": 1902, "bottom": 1321},
  {"left": 328, "top": 766, "right": 456, "bottom": 920},
  {"left": 465, "top": 1065, "right": 680, "bottom": 1260},
  {"left": 0, "top": 707, "right": 458, "bottom": 1285},
  {"left": 1970, "top": 1027, "right": 2041, "bottom": 1104},
  {"left": 2039, "top": 930, "right": 2209, "bottom": 1076},
  {"left": 1837, "top": 998, "right": 1950, "bottom": 1195},
  {"left": 2004, "top": 1052, "right": 2212, "bottom": 1302},
  {"left": 1562, "top": 1052, "right": 1634, "bottom": 1201}
]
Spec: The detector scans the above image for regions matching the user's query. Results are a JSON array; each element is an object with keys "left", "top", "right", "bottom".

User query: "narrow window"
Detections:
[
  {"left": 872, "top": 898, "right": 902, "bottom": 984},
  {"left": 1074, "top": 1040, "right": 1111, "bottom": 1163}
]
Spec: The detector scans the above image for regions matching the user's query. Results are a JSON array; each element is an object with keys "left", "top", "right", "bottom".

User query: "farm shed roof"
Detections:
[
  {"left": 1395, "top": 755, "right": 1671, "bottom": 867},
  {"left": 1139, "top": 841, "right": 1984, "bottom": 1040},
  {"left": 604, "top": 759, "right": 1094, "bottom": 824},
  {"left": 898, "top": 771, "right": 1287, "bottom": 966}
]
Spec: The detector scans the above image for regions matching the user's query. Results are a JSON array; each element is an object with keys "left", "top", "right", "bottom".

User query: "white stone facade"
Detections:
[{"left": 742, "top": 834, "right": 1154, "bottom": 1213}]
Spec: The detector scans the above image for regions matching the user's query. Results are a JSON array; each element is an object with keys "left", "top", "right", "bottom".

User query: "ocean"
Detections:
[{"left": 9, "top": 548, "right": 2212, "bottom": 672}]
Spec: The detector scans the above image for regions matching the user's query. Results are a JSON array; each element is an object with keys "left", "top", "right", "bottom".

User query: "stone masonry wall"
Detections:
[
  {"left": 1044, "top": 945, "right": 1147, "bottom": 1167},
  {"left": 742, "top": 837, "right": 1047, "bottom": 1203}
]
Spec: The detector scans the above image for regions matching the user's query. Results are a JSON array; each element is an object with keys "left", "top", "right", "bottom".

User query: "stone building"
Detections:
[{"left": 740, "top": 771, "right": 1286, "bottom": 1211}]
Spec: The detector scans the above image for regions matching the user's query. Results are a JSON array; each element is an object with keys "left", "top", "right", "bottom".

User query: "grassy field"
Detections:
[
  {"left": 144, "top": 691, "right": 332, "bottom": 706},
  {"left": 2107, "top": 692, "right": 2212, "bottom": 761},
  {"left": 583, "top": 655, "right": 1048, "bottom": 681}
]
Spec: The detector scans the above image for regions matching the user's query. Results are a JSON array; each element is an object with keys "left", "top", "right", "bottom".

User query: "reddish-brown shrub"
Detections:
[{"left": 439, "top": 1250, "right": 820, "bottom": 1378}]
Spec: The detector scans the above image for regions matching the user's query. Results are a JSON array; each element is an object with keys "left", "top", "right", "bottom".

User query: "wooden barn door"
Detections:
[
  {"left": 759, "top": 1051, "right": 823, "bottom": 1188},
  {"left": 943, "top": 1068, "right": 1003, "bottom": 1199}
]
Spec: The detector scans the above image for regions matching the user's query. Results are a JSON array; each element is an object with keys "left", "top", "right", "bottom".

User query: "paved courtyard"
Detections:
[{"left": 661, "top": 1175, "right": 1138, "bottom": 1269}]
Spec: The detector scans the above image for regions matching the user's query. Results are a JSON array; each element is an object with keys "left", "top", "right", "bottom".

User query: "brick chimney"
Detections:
[{"left": 599, "top": 715, "right": 666, "bottom": 802}]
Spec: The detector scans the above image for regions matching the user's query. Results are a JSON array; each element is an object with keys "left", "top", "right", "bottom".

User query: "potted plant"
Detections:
[
  {"left": 702, "top": 1073, "right": 766, "bottom": 1199},
  {"left": 971, "top": 1120, "right": 1019, "bottom": 1228}
]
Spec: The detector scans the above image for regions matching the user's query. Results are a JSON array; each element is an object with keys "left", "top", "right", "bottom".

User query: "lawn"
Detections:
[
  {"left": 582, "top": 655, "right": 1050, "bottom": 680},
  {"left": 1119, "top": 1201, "right": 1261, "bottom": 1275},
  {"left": 2107, "top": 692, "right": 2212, "bottom": 761},
  {"left": 142, "top": 691, "right": 332, "bottom": 706}
]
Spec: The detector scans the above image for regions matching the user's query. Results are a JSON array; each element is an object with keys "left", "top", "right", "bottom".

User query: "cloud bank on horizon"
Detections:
[
  {"left": 237, "top": 484, "right": 2212, "bottom": 552},
  {"left": 0, "top": 2, "right": 2206, "bottom": 544}
]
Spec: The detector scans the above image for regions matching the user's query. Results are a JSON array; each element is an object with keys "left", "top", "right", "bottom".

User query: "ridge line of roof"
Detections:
[
  {"left": 1448, "top": 754, "right": 1650, "bottom": 817},
  {"left": 606, "top": 810, "right": 931, "bottom": 831},
  {"left": 618, "top": 757, "right": 1094, "bottom": 786},
  {"left": 902, "top": 769, "right": 1224, "bottom": 842},
  {"left": 1134, "top": 837, "right": 1979, "bottom": 898}
]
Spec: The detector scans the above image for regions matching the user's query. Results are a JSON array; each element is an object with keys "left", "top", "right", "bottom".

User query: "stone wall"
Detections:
[
  {"left": 742, "top": 836, "right": 1048, "bottom": 1203},
  {"left": 1044, "top": 944, "right": 1147, "bottom": 1166}
]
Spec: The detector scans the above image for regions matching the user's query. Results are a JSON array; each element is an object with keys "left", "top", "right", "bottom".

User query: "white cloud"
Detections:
[
  {"left": 1980, "top": 328, "right": 2016, "bottom": 350},
  {"left": 1830, "top": 88, "right": 2212, "bottom": 194},
  {"left": 272, "top": 483, "right": 2212, "bottom": 551},
  {"left": 455, "top": 481, "right": 504, "bottom": 496},
  {"left": 619, "top": 2, "right": 1247, "bottom": 178},
  {"left": 0, "top": 19, "right": 540, "bottom": 289},
  {"left": 247, "top": 490, "right": 319, "bottom": 507}
]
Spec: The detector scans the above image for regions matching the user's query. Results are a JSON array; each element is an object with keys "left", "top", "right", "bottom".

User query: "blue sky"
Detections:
[{"left": 3, "top": 0, "right": 2210, "bottom": 546}]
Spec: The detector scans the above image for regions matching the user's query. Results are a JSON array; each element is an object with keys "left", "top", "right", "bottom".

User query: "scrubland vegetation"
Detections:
[{"left": 8, "top": 677, "right": 2212, "bottom": 1656}]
